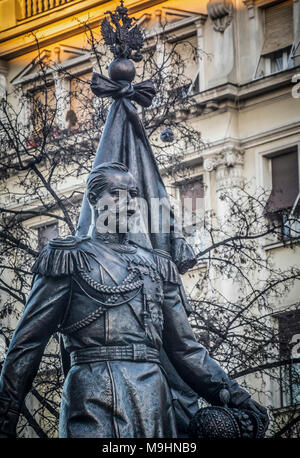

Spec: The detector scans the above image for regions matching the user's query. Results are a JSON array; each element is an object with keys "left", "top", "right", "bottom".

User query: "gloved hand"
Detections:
[{"left": 238, "top": 397, "right": 269, "bottom": 431}]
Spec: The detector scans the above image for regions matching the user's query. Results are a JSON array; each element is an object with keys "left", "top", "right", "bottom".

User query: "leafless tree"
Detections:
[{"left": 0, "top": 23, "right": 299, "bottom": 438}]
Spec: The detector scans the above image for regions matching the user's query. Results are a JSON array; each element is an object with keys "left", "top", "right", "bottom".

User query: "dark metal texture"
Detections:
[
  {"left": 189, "top": 388, "right": 268, "bottom": 439},
  {"left": 0, "top": 167, "right": 268, "bottom": 438},
  {"left": 101, "top": 0, "right": 144, "bottom": 63}
]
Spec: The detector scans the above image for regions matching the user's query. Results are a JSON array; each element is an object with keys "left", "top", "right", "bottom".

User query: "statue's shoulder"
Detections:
[
  {"left": 132, "top": 243, "right": 180, "bottom": 284},
  {"left": 152, "top": 248, "right": 180, "bottom": 284},
  {"left": 32, "top": 235, "right": 96, "bottom": 277},
  {"left": 48, "top": 235, "right": 90, "bottom": 249}
]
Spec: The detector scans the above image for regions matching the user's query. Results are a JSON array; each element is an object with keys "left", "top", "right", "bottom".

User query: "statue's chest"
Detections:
[
  {"left": 69, "top": 248, "right": 165, "bottom": 345},
  {"left": 76, "top": 247, "right": 162, "bottom": 297}
]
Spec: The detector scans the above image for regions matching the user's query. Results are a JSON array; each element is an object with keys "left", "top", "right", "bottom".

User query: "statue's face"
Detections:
[
  {"left": 91, "top": 170, "right": 138, "bottom": 232},
  {"left": 99, "top": 170, "right": 138, "bottom": 213}
]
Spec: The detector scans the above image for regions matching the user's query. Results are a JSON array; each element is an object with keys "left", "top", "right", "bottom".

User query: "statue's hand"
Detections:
[{"left": 238, "top": 398, "right": 269, "bottom": 430}]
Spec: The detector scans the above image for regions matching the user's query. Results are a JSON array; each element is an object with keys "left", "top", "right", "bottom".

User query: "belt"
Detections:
[{"left": 70, "top": 344, "right": 160, "bottom": 366}]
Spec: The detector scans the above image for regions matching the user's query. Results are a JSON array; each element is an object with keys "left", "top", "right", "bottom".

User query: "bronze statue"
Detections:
[
  {"left": 0, "top": 162, "right": 268, "bottom": 437},
  {"left": 0, "top": 2, "right": 268, "bottom": 438}
]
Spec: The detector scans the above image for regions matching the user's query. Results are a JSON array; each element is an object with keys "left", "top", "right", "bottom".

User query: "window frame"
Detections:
[
  {"left": 254, "top": 0, "right": 295, "bottom": 78},
  {"left": 176, "top": 174, "right": 206, "bottom": 255},
  {"left": 277, "top": 309, "right": 300, "bottom": 408},
  {"left": 262, "top": 145, "right": 300, "bottom": 242},
  {"left": 33, "top": 221, "right": 59, "bottom": 251}
]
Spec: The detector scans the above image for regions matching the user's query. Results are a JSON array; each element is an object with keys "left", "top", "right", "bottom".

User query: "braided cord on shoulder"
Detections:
[
  {"left": 79, "top": 270, "right": 143, "bottom": 294},
  {"left": 59, "top": 268, "right": 144, "bottom": 335}
]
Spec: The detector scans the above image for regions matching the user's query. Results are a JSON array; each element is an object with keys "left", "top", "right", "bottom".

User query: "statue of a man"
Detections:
[{"left": 0, "top": 162, "right": 268, "bottom": 438}]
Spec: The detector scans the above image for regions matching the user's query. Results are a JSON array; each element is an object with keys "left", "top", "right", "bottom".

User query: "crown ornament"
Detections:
[{"left": 101, "top": 0, "right": 144, "bottom": 71}]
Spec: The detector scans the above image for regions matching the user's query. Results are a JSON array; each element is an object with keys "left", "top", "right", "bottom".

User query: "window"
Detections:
[
  {"left": 179, "top": 177, "right": 205, "bottom": 254},
  {"left": 262, "top": 1, "right": 293, "bottom": 56},
  {"left": 264, "top": 46, "right": 293, "bottom": 74},
  {"left": 28, "top": 84, "right": 57, "bottom": 146},
  {"left": 165, "top": 34, "right": 200, "bottom": 98},
  {"left": 70, "top": 72, "right": 93, "bottom": 127},
  {"left": 188, "top": 73, "right": 200, "bottom": 96},
  {"left": 37, "top": 222, "right": 59, "bottom": 251},
  {"left": 266, "top": 148, "right": 300, "bottom": 240},
  {"left": 278, "top": 310, "right": 300, "bottom": 407},
  {"left": 256, "top": 0, "right": 294, "bottom": 77}
]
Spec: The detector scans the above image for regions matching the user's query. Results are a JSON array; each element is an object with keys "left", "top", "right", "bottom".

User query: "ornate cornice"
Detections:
[{"left": 204, "top": 147, "right": 245, "bottom": 190}]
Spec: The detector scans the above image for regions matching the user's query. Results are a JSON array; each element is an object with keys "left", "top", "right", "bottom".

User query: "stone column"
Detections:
[
  {"left": 0, "top": 59, "right": 8, "bottom": 101},
  {"left": 0, "top": 60, "right": 8, "bottom": 146},
  {"left": 195, "top": 18, "right": 207, "bottom": 92},
  {"left": 54, "top": 72, "right": 70, "bottom": 130},
  {"left": 204, "top": 146, "right": 244, "bottom": 222},
  {"left": 17, "top": 85, "right": 30, "bottom": 142},
  {"left": 204, "top": 147, "right": 244, "bottom": 300}
]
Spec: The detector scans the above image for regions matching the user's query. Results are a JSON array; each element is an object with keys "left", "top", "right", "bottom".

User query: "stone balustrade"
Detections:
[{"left": 17, "top": 0, "right": 76, "bottom": 20}]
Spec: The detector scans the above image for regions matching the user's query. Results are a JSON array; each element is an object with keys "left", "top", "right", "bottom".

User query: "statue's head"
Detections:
[{"left": 87, "top": 162, "right": 138, "bottom": 233}]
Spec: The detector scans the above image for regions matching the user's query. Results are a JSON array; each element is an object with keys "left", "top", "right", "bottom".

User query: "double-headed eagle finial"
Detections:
[{"left": 101, "top": 0, "right": 144, "bottom": 62}]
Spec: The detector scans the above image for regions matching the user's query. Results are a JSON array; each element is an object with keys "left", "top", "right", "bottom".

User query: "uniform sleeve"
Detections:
[
  {"left": 162, "top": 281, "right": 250, "bottom": 408},
  {"left": 0, "top": 273, "right": 70, "bottom": 437}
]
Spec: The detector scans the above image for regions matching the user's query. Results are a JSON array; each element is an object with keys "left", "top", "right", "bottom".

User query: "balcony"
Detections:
[{"left": 17, "top": 0, "right": 78, "bottom": 20}]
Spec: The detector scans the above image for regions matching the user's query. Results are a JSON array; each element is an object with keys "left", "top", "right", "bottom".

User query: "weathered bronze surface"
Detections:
[
  {"left": 0, "top": 164, "right": 268, "bottom": 438},
  {"left": 0, "top": 2, "right": 269, "bottom": 438},
  {"left": 189, "top": 387, "right": 268, "bottom": 439}
]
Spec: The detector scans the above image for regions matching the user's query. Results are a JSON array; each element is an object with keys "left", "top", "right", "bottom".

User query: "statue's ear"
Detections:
[{"left": 88, "top": 191, "right": 97, "bottom": 206}]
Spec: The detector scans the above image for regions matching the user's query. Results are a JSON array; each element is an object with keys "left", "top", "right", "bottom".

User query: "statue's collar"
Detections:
[
  {"left": 93, "top": 233, "right": 137, "bottom": 254},
  {"left": 94, "top": 232, "right": 126, "bottom": 245}
]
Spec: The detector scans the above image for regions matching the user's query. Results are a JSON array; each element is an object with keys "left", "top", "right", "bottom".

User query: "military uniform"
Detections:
[{"left": 0, "top": 235, "right": 250, "bottom": 438}]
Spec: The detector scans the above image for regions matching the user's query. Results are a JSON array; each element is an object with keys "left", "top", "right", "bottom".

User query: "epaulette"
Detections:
[
  {"left": 31, "top": 235, "right": 96, "bottom": 277},
  {"left": 152, "top": 248, "right": 180, "bottom": 284}
]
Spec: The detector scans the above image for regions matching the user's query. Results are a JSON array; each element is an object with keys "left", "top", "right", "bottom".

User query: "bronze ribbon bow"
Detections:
[{"left": 90, "top": 72, "right": 156, "bottom": 139}]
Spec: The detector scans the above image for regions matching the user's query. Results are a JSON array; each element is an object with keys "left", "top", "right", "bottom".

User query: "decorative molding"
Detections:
[
  {"left": 11, "top": 49, "right": 51, "bottom": 85},
  {"left": 204, "top": 147, "right": 245, "bottom": 190},
  {"left": 204, "top": 147, "right": 244, "bottom": 170},
  {"left": 207, "top": 0, "right": 234, "bottom": 33},
  {"left": 143, "top": 7, "right": 208, "bottom": 41},
  {"left": 203, "top": 157, "right": 216, "bottom": 172},
  {"left": 0, "top": 0, "right": 166, "bottom": 60},
  {"left": 10, "top": 46, "right": 91, "bottom": 86},
  {"left": 243, "top": 0, "right": 255, "bottom": 19}
]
